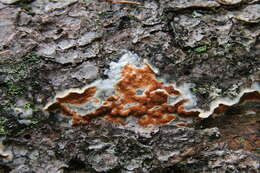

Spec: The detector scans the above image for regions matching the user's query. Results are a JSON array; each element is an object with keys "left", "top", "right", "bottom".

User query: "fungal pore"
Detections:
[{"left": 44, "top": 53, "right": 260, "bottom": 126}]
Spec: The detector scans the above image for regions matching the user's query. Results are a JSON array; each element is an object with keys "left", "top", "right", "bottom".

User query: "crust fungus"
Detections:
[{"left": 44, "top": 53, "right": 260, "bottom": 126}]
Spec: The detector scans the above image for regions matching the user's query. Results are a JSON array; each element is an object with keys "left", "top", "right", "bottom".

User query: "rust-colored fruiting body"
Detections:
[
  {"left": 56, "top": 87, "right": 97, "bottom": 105},
  {"left": 45, "top": 60, "right": 260, "bottom": 126},
  {"left": 45, "top": 62, "right": 200, "bottom": 126}
]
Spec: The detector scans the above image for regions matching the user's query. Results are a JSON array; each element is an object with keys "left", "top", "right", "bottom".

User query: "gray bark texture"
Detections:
[{"left": 0, "top": 0, "right": 259, "bottom": 172}]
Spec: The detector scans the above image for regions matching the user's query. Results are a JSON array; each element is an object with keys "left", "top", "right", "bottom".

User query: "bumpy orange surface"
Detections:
[
  {"left": 45, "top": 62, "right": 260, "bottom": 126},
  {"left": 45, "top": 63, "right": 200, "bottom": 126}
]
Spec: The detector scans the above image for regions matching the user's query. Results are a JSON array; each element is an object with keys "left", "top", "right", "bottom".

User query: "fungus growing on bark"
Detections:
[
  {"left": 44, "top": 53, "right": 260, "bottom": 126},
  {"left": 198, "top": 88, "right": 260, "bottom": 118}
]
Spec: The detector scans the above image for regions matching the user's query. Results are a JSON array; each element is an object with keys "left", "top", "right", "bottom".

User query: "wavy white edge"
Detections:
[
  {"left": 196, "top": 83, "right": 260, "bottom": 118},
  {"left": 43, "top": 84, "right": 96, "bottom": 111},
  {"left": 44, "top": 52, "right": 260, "bottom": 119},
  {"left": 44, "top": 52, "right": 141, "bottom": 110}
]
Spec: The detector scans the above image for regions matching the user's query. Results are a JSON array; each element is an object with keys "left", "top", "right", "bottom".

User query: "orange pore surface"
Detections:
[
  {"left": 45, "top": 62, "right": 260, "bottom": 126},
  {"left": 56, "top": 87, "right": 97, "bottom": 104},
  {"left": 45, "top": 62, "right": 200, "bottom": 126}
]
